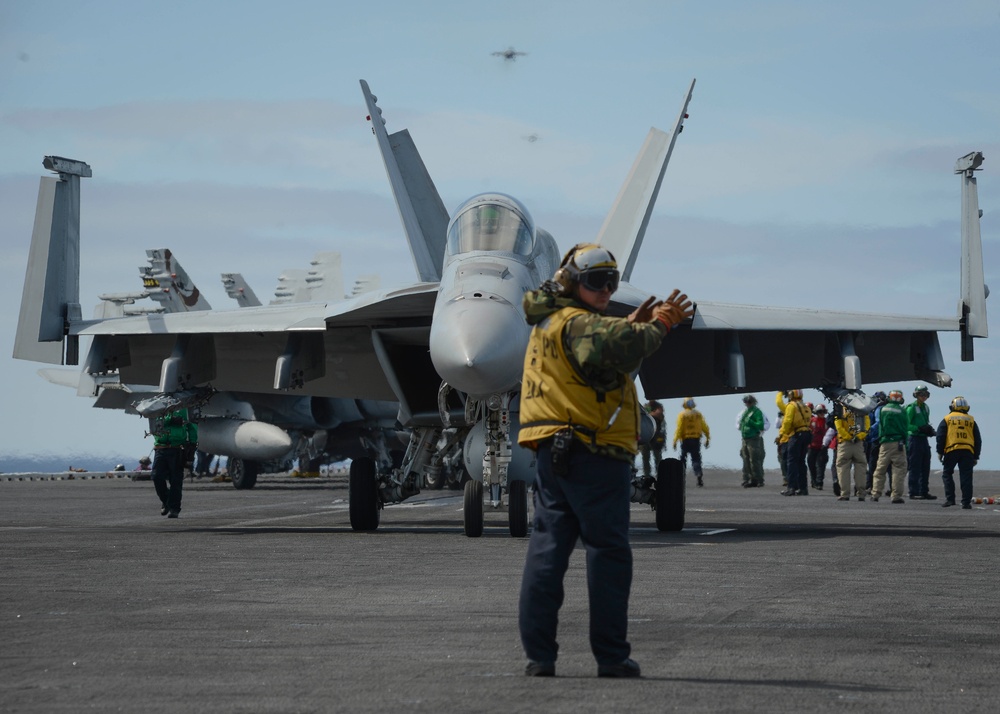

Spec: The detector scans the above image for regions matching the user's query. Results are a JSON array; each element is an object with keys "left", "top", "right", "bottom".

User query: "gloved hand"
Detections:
[
  {"left": 672, "top": 442, "right": 678, "bottom": 451},
  {"left": 627, "top": 296, "right": 664, "bottom": 324},
  {"left": 938, "top": 453, "right": 944, "bottom": 464},
  {"left": 919, "top": 424, "right": 936, "bottom": 437},
  {"left": 704, "top": 439, "right": 710, "bottom": 449},
  {"left": 652, "top": 289, "right": 694, "bottom": 328}
]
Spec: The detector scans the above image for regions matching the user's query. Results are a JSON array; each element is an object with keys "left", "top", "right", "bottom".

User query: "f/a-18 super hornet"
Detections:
[
  {"left": 492, "top": 46, "right": 527, "bottom": 62},
  {"left": 14, "top": 84, "right": 988, "bottom": 537},
  {"left": 25, "top": 235, "right": 405, "bottom": 488}
]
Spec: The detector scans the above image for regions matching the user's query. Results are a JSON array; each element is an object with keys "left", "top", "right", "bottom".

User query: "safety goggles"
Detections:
[{"left": 578, "top": 268, "right": 620, "bottom": 293}]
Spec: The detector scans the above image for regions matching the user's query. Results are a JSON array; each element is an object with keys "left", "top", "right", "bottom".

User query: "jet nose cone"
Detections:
[{"left": 430, "top": 296, "right": 529, "bottom": 396}]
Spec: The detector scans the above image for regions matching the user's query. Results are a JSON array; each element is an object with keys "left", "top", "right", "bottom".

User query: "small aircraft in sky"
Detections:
[
  {"left": 14, "top": 85, "right": 988, "bottom": 537},
  {"left": 492, "top": 46, "right": 527, "bottom": 61}
]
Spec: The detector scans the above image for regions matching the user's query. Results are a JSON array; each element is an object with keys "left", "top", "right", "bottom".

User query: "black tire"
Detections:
[
  {"left": 463, "top": 479, "right": 484, "bottom": 538},
  {"left": 229, "top": 458, "right": 259, "bottom": 490},
  {"left": 508, "top": 479, "right": 528, "bottom": 538},
  {"left": 656, "top": 457, "right": 685, "bottom": 532},
  {"left": 426, "top": 462, "right": 446, "bottom": 490},
  {"left": 349, "top": 457, "right": 380, "bottom": 531}
]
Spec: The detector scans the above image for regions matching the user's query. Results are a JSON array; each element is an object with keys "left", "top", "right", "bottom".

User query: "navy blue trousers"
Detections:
[
  {"left": 680, "top": 438, "right": 703, "bottom": 477},
  {"left": 785, "top": 431, "right": 811, "bottom": 493},
  {"left": 941, "top": 450, "right": 975, "bottom": 506},
  {"left": 907, "top": 436, "right": 931, "bottom": 497},
  {"left": 519, "top": 441, "right": 633, "bottom": 666},
  {"left": 153, "top": 447, "right": 185, "bottom": 512}
]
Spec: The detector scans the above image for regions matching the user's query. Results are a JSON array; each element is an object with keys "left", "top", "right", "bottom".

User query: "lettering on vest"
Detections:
[
  {"left": 524, "top": 376, "right": 545, "bottom": 400},
  {"left": 542, "top": 334, "right": 559, "bottom": 359}
]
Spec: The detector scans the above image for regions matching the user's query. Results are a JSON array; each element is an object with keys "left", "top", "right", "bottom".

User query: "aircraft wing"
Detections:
[
  {"left": 73, "top": 283, "right": 438, "bottom": 401},
  {"left": 624, "top": 297, "right": 959, "bottom": 399}
]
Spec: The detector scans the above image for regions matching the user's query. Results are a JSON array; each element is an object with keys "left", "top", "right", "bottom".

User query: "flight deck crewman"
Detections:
[
  {"left": 905, "top": 385, "right": 937, "bottom": 500},
  {"left": 151, "top": 408, "right": 197, "bottom": 518},
  {"left": 639, "top": 400, "right": 666, "bottom": 478},
  {"left": 517, "top": 242, "right": 693, "bottom": 679},
  {"left": 871, "top": 390, "right": 909, "bottom": 503},
  {"left": 779, "top": 389, "right": 812, "bottom": 496},
  {"left": 673, "top": 398, "right": 710, "bottom": 487},
  {"left": 936, "top": 396, "right": 983, "bottom": 509},
  {"left": 835, "top": 405, "right": 870, "bottom": 502}
]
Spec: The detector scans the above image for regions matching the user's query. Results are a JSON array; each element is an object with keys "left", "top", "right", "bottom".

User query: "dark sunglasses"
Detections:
[{"left": 579, "top": 268, "right": 620, "bottom": 293}]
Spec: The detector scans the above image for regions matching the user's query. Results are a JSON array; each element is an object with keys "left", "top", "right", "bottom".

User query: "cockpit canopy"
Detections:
[{"left": 446, "top": 193, "right": 535, "bottom": 256}]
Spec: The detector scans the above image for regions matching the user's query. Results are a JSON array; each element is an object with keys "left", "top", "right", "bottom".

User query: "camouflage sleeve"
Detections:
[{"left": 564, "top": 312, "right": 667, "bottom": 375}]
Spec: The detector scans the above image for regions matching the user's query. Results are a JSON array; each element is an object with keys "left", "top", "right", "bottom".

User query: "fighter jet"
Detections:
[
  {"left": 221, "top": 273, "right": 263, "bottom": 307},
  {"left": 223, "top": 252, "right": 379, "bottom": 308},
  {"left": 141, "top": 248, "right": 213, "bottom": 311},
  {"left": 14, "top": 86, "right": 989, "bottom": 537},
  {"left": 33, "top": 242, "right": 404, "bottom": 488},
  {"left": 492, "top": 46, "right": 526, "bottom": 61}
]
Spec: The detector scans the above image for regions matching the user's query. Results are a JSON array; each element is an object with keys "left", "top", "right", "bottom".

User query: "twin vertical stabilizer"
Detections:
[
  {"left": 360, "top": 80, "right": 449, "bottom": 283},
  {"left": 596, "top": 79, "right": 696, "bottom": 281},
  {"left": 13, "top": 156, "right": 91, "bottom": 365},
  {"left": 957, "top": 151, "right": 989, "bottom": 360}
]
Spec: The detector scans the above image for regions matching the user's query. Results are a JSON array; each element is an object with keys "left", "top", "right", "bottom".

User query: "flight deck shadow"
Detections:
[
  {"left": 179, "top": 523, "right": 524, "bottom": 537},
  {"left": 630, "top": 521, "right": 1000, "bottom": 548}
]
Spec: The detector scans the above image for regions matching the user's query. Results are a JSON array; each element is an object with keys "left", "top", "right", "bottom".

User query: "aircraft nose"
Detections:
[{"left": 430, "top": 296, "right": 529, "bottom": 397}]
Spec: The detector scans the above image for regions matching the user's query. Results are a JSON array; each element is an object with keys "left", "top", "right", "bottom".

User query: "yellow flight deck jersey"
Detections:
[
  {"left": 835, "top": 410, "right": 870, "bottom": 443},
  {"left": 780, "top": 400, "right": 812, "bottom": 440},
  {"left": 674, "top": 408, "right": 710, "bottom": 444},
  {"left": 519, "top": 306, "right": 641, "bottom": 455},
  {"left": 942, "top": 411, "right": 977, "bottom": 453}
]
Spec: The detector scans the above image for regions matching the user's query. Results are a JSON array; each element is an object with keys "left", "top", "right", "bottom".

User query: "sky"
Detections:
[{"left": 1, "top": 0, "right": 998, "bottom": 472}]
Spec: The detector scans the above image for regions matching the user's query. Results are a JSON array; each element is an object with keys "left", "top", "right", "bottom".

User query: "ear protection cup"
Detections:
[{"left": 552, "top": 267, "right": 575, "bottom": 295}]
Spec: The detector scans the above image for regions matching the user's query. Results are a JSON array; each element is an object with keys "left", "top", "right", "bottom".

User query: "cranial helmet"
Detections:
[
  {"left": 553, "top": 243, "right": 620, "bottom": 295},
  {"left": 814, "top": 404, "right": 828, "bottom": 414},
  {"left": 914, "top": 384, "right": 930, "bottom": 398},
  {"left": 888, "top": 390, "right": 904, "bottom": 404},
  {"left": 872, "top": 391, "right": 887, "bottom": 404},
  {"left": 683, "top": 398, "right": 696, "bottom": 409},
  {"left": 787, "top": 389, "right": 803, "bottom": 400},
  {"left": 742, "top": 394, "right": 757, "bottom": 405},
  {"left": 950, "top": 396, "right": 970, "bottom": 413}
]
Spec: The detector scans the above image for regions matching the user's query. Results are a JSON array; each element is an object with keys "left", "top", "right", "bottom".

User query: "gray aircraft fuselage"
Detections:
[{"left": 429, "top": 193, "right": 560, "bottom": 399}]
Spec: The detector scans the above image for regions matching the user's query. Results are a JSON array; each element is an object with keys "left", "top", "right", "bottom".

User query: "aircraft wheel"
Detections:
[
  {"left": 426, "top": 463, "right": 446, "bottom": 490},
  {"left": 656, "top": 457, "right": 685, "bottom": 532},
  {"left": 229, "top": 458, "right": 259, "bottom": 490},
  {"left": 463, "top": 480, "right": 484, "bottom": 538},
  {"left": 508, "top": 479, "right": 528, "bottom": 538},
  {"left": 349, "top": 457, "right": 380, "bottom": 531}
]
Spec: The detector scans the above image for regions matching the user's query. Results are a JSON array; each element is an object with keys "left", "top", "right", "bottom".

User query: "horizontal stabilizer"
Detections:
[{"left": 597, "top": 78, "right": 695, "bottom": 281}]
